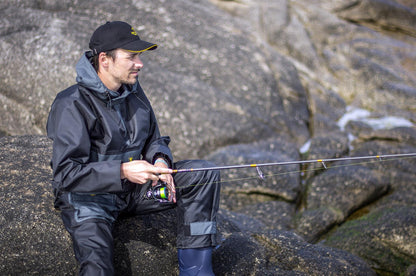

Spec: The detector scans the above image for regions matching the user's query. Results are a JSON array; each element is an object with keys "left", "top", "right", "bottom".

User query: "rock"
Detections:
[
  {"left": 308, "top": 87, "right": 347, "bottom": 134},
  {"left": 252, "top": 230, "right": 377, "bottom": 275},
  {"left": 407, "top": 265, "right": 416, "bottom": 276},
  {"left": 113, "top": 211, "right": 179, "bottom": 275},
  {"left": 324, "top": 206, "right": 416, "bottom": 275},
  {"left": 295, "top": 165, "right": 390, "bottom": 242},
  {"left": 238, "top": 200, "right": 296, "bottom": 231},
  {"left": 213, "top": 232, "right": 269, "bottom": 275},
  {"left": 0, "top": 136, "right": 76, "bottom": 274},
  {"left": 353, "top": 126, "right": 416, "bottom": 147},
  {"left": 270, "top": 0, "right": 416, "bottom": 120},
  {"left": 334, "top": 0, "right": 416, "bottom": 37},
  {"left": 206, "top": 138, "right": 301, "bottom": 203},
  {"left": 302, "top": 130, "right": 350, "bottom": 178},
  {"left": 306, "top": 166, "right": 389, "bottom": 213},
  {"left": 266, "top": 47, "right": 311, "bottom": 146}
]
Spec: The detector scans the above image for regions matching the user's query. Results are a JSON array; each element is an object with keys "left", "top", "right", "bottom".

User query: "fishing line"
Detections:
[
  {"left": 173, "top": 153, "right": 416, "bottom": 190},
  {"left": 172, "top": 153, "right": 416, "bottom": 174}
]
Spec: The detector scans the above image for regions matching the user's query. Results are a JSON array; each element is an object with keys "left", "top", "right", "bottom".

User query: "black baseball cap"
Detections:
[{"left": 89, "top": 21, "right": 157, "bottom": 55}]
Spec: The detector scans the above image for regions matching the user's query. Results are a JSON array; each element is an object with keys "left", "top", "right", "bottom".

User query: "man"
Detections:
[{"left": 47, "top": 21, "right": 220, "bottom": 276}]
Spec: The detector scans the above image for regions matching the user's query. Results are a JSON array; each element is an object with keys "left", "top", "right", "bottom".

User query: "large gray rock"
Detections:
[
  {"left": 324, "top": 206, "right": 416, "bottom": 275},
  {"left": 295, "top": 165, "right": 390, "bottom": 242},
  {"left": 335, "top": 0, "right": 416, "bottom": 37},
  {"left": 213, "top": 230, "right": 377, "bottom": 276},
  {"left": 0, "top": 136, "right": 76, "bottom": 274},
  {"left": 207, "top": 137, "right": 301, "bottom": 203}
]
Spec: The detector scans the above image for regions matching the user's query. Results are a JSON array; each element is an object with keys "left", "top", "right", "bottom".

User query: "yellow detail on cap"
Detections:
[
  {"left": 126, "top": 44, "right": 158, "bottom": 53},
  {"left": 131, "top": 27, "right": 138, "bottom": 36},
  {"left": 129, "top": 157, "right": 133, "bottom": 162}
]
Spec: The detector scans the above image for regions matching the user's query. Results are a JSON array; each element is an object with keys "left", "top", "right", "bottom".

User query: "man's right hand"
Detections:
[{"left": 120, "top": 160, "right": 173, "bottom": 184}]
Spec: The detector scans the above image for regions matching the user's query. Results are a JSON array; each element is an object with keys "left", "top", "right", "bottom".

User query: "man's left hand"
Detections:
[{"left": 153, "top": 159, "right": 176, "bottom": 203}]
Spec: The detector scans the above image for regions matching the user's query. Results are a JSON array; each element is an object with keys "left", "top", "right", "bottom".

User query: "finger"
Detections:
[
  {"left": 166, "top": 182, "right": 175, "bottom": 192},
  {"left": 155, "top": 167, "right": 173, "bottom": 174},
  {"left": 148, "top": 173, "right": 160, "bottom": 182},
  {"left": 170, "top": 189, "right": 176, "bottom": 203},
  {"left": 167, "top": 181, "right": 176, "bottom": 203},
  {"left": 162, "top": 175, "right": 172, "bottom": 187},
  {"left": 159, "top": 173, "right": 173, "bottom": 183}
]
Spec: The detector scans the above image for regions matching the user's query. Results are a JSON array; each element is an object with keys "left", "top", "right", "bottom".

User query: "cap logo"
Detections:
[{"left": 131, "top": 27, "right": 138, "bottom": 36}]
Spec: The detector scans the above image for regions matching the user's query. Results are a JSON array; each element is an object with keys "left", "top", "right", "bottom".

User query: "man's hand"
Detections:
[
  {"left": 120, "top": 160, "right": 172, "bottom": 185},
  {"left": 154, "top": 159, "right": 176, "bottom": 203}
]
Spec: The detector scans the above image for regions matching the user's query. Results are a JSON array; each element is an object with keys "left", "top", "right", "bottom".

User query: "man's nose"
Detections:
[{"left": 133, "top": 56, "right": 143, "bottom": 69}]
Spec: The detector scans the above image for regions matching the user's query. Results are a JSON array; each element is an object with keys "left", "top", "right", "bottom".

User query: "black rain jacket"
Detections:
[{"left": 47, "top": 51, "right": 172, "bottom": 196}]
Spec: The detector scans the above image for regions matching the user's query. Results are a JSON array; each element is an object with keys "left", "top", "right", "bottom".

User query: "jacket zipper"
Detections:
[{"left": 107, "top": 92, "right": 132, "bottom": 146}]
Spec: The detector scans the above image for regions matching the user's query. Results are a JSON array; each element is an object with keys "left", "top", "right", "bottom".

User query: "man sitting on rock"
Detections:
[{"left": 47, "top": 20, "right": 220, "bottom": 276}]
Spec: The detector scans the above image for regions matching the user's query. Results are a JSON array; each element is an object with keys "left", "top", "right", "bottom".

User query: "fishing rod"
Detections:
[
  {"left": 170, "top": 153, "right": 416, "bottom": 176},
  {"left": 149, "top": 152, "right": 416, "bottom": 201}
]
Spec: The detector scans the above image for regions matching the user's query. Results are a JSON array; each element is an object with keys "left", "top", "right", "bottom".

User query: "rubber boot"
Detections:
[{"left": 178, "top": 247, "right": 214, "bottom": 276}]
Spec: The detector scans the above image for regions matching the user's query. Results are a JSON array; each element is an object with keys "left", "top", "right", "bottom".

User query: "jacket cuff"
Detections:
[{"left": 152, "top": 153, "right": 172, "bottom": 168}]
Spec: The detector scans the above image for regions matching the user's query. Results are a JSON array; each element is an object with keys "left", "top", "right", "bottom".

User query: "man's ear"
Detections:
[{"left": 98, "top": 52, "right": 109, "bottom": 68}]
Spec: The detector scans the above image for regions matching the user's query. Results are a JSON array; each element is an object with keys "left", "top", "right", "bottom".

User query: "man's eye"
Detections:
[{"left": 131, "top": 54, "right": 139, "bottom": 59}]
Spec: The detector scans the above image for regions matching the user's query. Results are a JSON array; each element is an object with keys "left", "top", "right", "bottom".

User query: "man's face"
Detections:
[{"left": 106, "top": 49, "right": 143, "bottom": 88}]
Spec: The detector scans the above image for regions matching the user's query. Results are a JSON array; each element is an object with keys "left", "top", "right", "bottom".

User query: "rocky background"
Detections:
[{"left": 0, "top": 0, "right": 415, "bottom": 275}]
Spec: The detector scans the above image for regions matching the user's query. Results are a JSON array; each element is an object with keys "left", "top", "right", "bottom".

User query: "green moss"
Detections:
[{"left": 324, "top": 207, "right": 415, "bottom": 275}]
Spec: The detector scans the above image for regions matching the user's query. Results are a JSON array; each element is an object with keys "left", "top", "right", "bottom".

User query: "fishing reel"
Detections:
[{"left": 144, "top": 181, "right": 170, "bottom": 202}]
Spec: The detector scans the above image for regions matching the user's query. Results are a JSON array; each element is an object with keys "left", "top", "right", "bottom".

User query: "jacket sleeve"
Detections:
[{"left": 46, "top": 92, "right": 124, "bottom": 193}]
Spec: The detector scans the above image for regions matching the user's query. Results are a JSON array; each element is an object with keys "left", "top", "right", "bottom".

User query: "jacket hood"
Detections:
[{"left": 75, "top": 51, "right": 137, "bottom": 104}]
